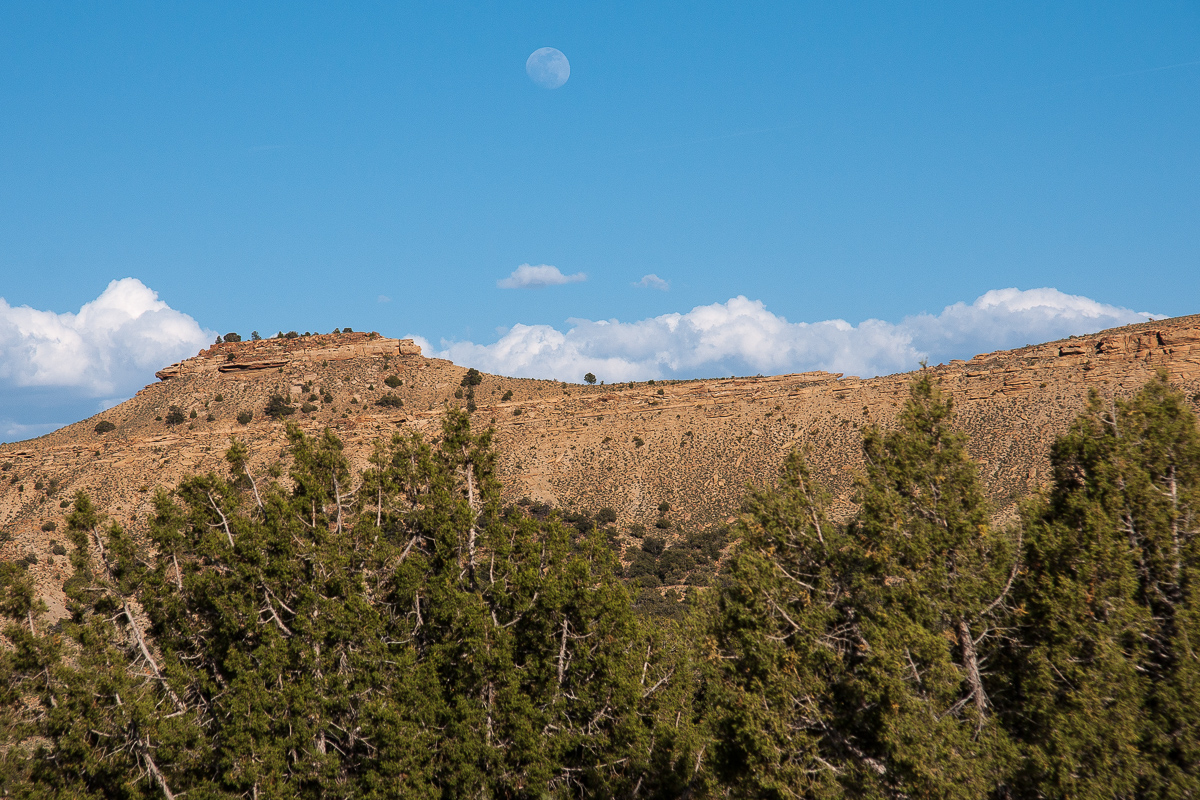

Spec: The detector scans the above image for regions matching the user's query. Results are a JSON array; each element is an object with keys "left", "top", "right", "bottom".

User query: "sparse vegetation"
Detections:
[
  {"left": 94, "top": 420, "right": 116, "bottom": 434},
  {"left": 584, "top": 372, "right": 596, "bottom": 385},
  {"left": 376, "top": 393, "right": 404, "bottom": 408},
  {"left": 384, "top": 374, "right": 402, "bottom": 388},
  {"left": 40, "top": 520, "right": 56, "bottom": 532},
  {"left": 165, "top": 406, "right": 186, "bottom": 426},
  {"left": 460, "top": 368, "right": 483, "bottom": 387},
  {"left": 222, "top": 332, "right": 242, "bottom": 343},
  {"left": 264, "top": 394, "right": 296, "bottom": 419},
  {"left": 236, "top": 410, "right": 253, "bottom": 425},
  {"left": 501, "top": 389, "right": 513, "bottom": 401}
]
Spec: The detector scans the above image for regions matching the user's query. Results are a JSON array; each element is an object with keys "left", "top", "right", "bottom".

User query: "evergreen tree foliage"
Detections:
[
  {"left": 0, "top": 411, "right": 688, "bottom": 798},
  {"left": 5, "top": 374, "right": 1199, "bottom": 798},
  {"left": 707, "top": 374, "right": 1018, "bottom": 798},
  {"left": 1006, "top": 374, "right": 1200, "bottom": 798}
]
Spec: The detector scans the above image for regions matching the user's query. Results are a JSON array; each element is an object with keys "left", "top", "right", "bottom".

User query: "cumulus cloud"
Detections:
[
  {"left": 424, "top": 288, "right": 1162, "bottom": 382},
  {"left": 0, "top": 278, "right": 214, "bottom": 440},
  {"left": 634, "top": 274, "right": 670, "bottom": 291},
  {"left": 497, "top": 263, "right": 587, "bottom": 289}
]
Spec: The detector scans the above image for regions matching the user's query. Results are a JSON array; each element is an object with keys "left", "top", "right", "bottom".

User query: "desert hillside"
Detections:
[{"left": 3, "top": 316, "right": 1200, "bottom": 615}]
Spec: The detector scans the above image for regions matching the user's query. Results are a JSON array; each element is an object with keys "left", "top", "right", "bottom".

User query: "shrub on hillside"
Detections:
[
  {"left": 658, "top": 549, "right": 695, "bottom": 583},
  {"left": 41, "top": 521, "right": 56, "bottom": 532},
  {"left": 384, "top": 375, "right": 402, "bottom": 388},
  {"left": 265, "top": 394, "right": 296, "bottom": 419},
  {"left": 236, "top": 410, "right": 253, "bottom": 425},
  {"left": 641, "top": 536, "right": 665, "bottom": 556},
  {"left": 376, "top": 393, "right": 404, "bottom": 408},
  {"left": 94, "top": 420, "right": 116, "bottom": 434},
  {"left": 461, "top": 368, "right": 483, "bottom": 387},
  {"left": 502, "top": 390, "right": 513, "bottom": 401},
  {"left": 222, "top": 332, "right": 242, "bottom": 343},
  {"left": 165, "top": 406, "right": 186, "bottom": 426}
]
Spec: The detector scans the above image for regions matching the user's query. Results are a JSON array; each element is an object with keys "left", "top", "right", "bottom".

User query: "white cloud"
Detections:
[
  {"left": 425, "top": 288, "right": 1162, "bottom": 383},
  {"left": 378, "top": 294, "right": 391, "bottom": 303},
  {"left": 497, "top": 263, "right": 587, "bottom": 289},
  {"left": 634, "top": 273, "right": 670, "bottom": 291},
  {"left": 0, "top": 278, "right": 214, "bottom": 397}
]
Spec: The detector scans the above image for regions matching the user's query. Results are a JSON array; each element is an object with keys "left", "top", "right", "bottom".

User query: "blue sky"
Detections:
[{"left": 1, "top": 2, "right": 1198, "bottom": 439}]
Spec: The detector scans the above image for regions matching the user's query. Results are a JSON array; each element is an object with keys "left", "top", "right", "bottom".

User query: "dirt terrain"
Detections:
[{"left": 4, "top": 317, "right": 1200, "bottom": 616}]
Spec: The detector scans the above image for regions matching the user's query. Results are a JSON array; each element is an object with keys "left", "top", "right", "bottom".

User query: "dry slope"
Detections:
[{"left": 3, "top": 317, "right": 1200, "bottom": 615}]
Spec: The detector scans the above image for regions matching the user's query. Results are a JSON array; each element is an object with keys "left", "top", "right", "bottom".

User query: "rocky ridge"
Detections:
[{"left": 3, "top": 316, "right": 1200, "bottom": 617}]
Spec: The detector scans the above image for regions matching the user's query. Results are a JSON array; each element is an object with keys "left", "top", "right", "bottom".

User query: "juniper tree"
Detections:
[
  {"left": 704, "top": 451, "right": 851, "bottom": 798},
  {"left": 706, "top": 375, "right": 1019, "bottom": 798},
  {"left": 2, "top": 411, "right": 675, "bottom": 798},
  {"left": 1006, "top": 374, "right": 1200, "bottom": 799},
  {"left": 847, "top": 374, "right": 1018, "bottom": 797}
]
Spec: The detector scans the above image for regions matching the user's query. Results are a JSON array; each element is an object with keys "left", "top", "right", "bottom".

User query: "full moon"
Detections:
[{"left": 526, "top": 47, "right": 570, "bottom": 89}]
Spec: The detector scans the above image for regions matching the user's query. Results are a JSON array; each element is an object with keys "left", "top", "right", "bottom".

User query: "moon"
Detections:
[{"left": 526, "top": 47, "right": 570, "bottom": 89}]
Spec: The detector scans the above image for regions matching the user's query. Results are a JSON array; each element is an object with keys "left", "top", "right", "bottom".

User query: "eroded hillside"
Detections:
[{"left": 4, "top": 318, "right": 1200, "bottom": 617}]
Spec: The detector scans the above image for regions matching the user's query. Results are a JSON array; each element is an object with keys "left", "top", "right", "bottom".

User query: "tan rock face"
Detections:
[{"left": 4, "top": 319, "right": 1200, "bottom": 618}]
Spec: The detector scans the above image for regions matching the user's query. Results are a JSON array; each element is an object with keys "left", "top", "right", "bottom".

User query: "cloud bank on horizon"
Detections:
[
  {"left": 0, "top": 278, "right": 214, "bottom": 440},
  {"left": 417, "top": 288, "right": 1163, "bottom": 383},
  {"left": 0, "top": 280, "right": 1164, "bottom": 442}
]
